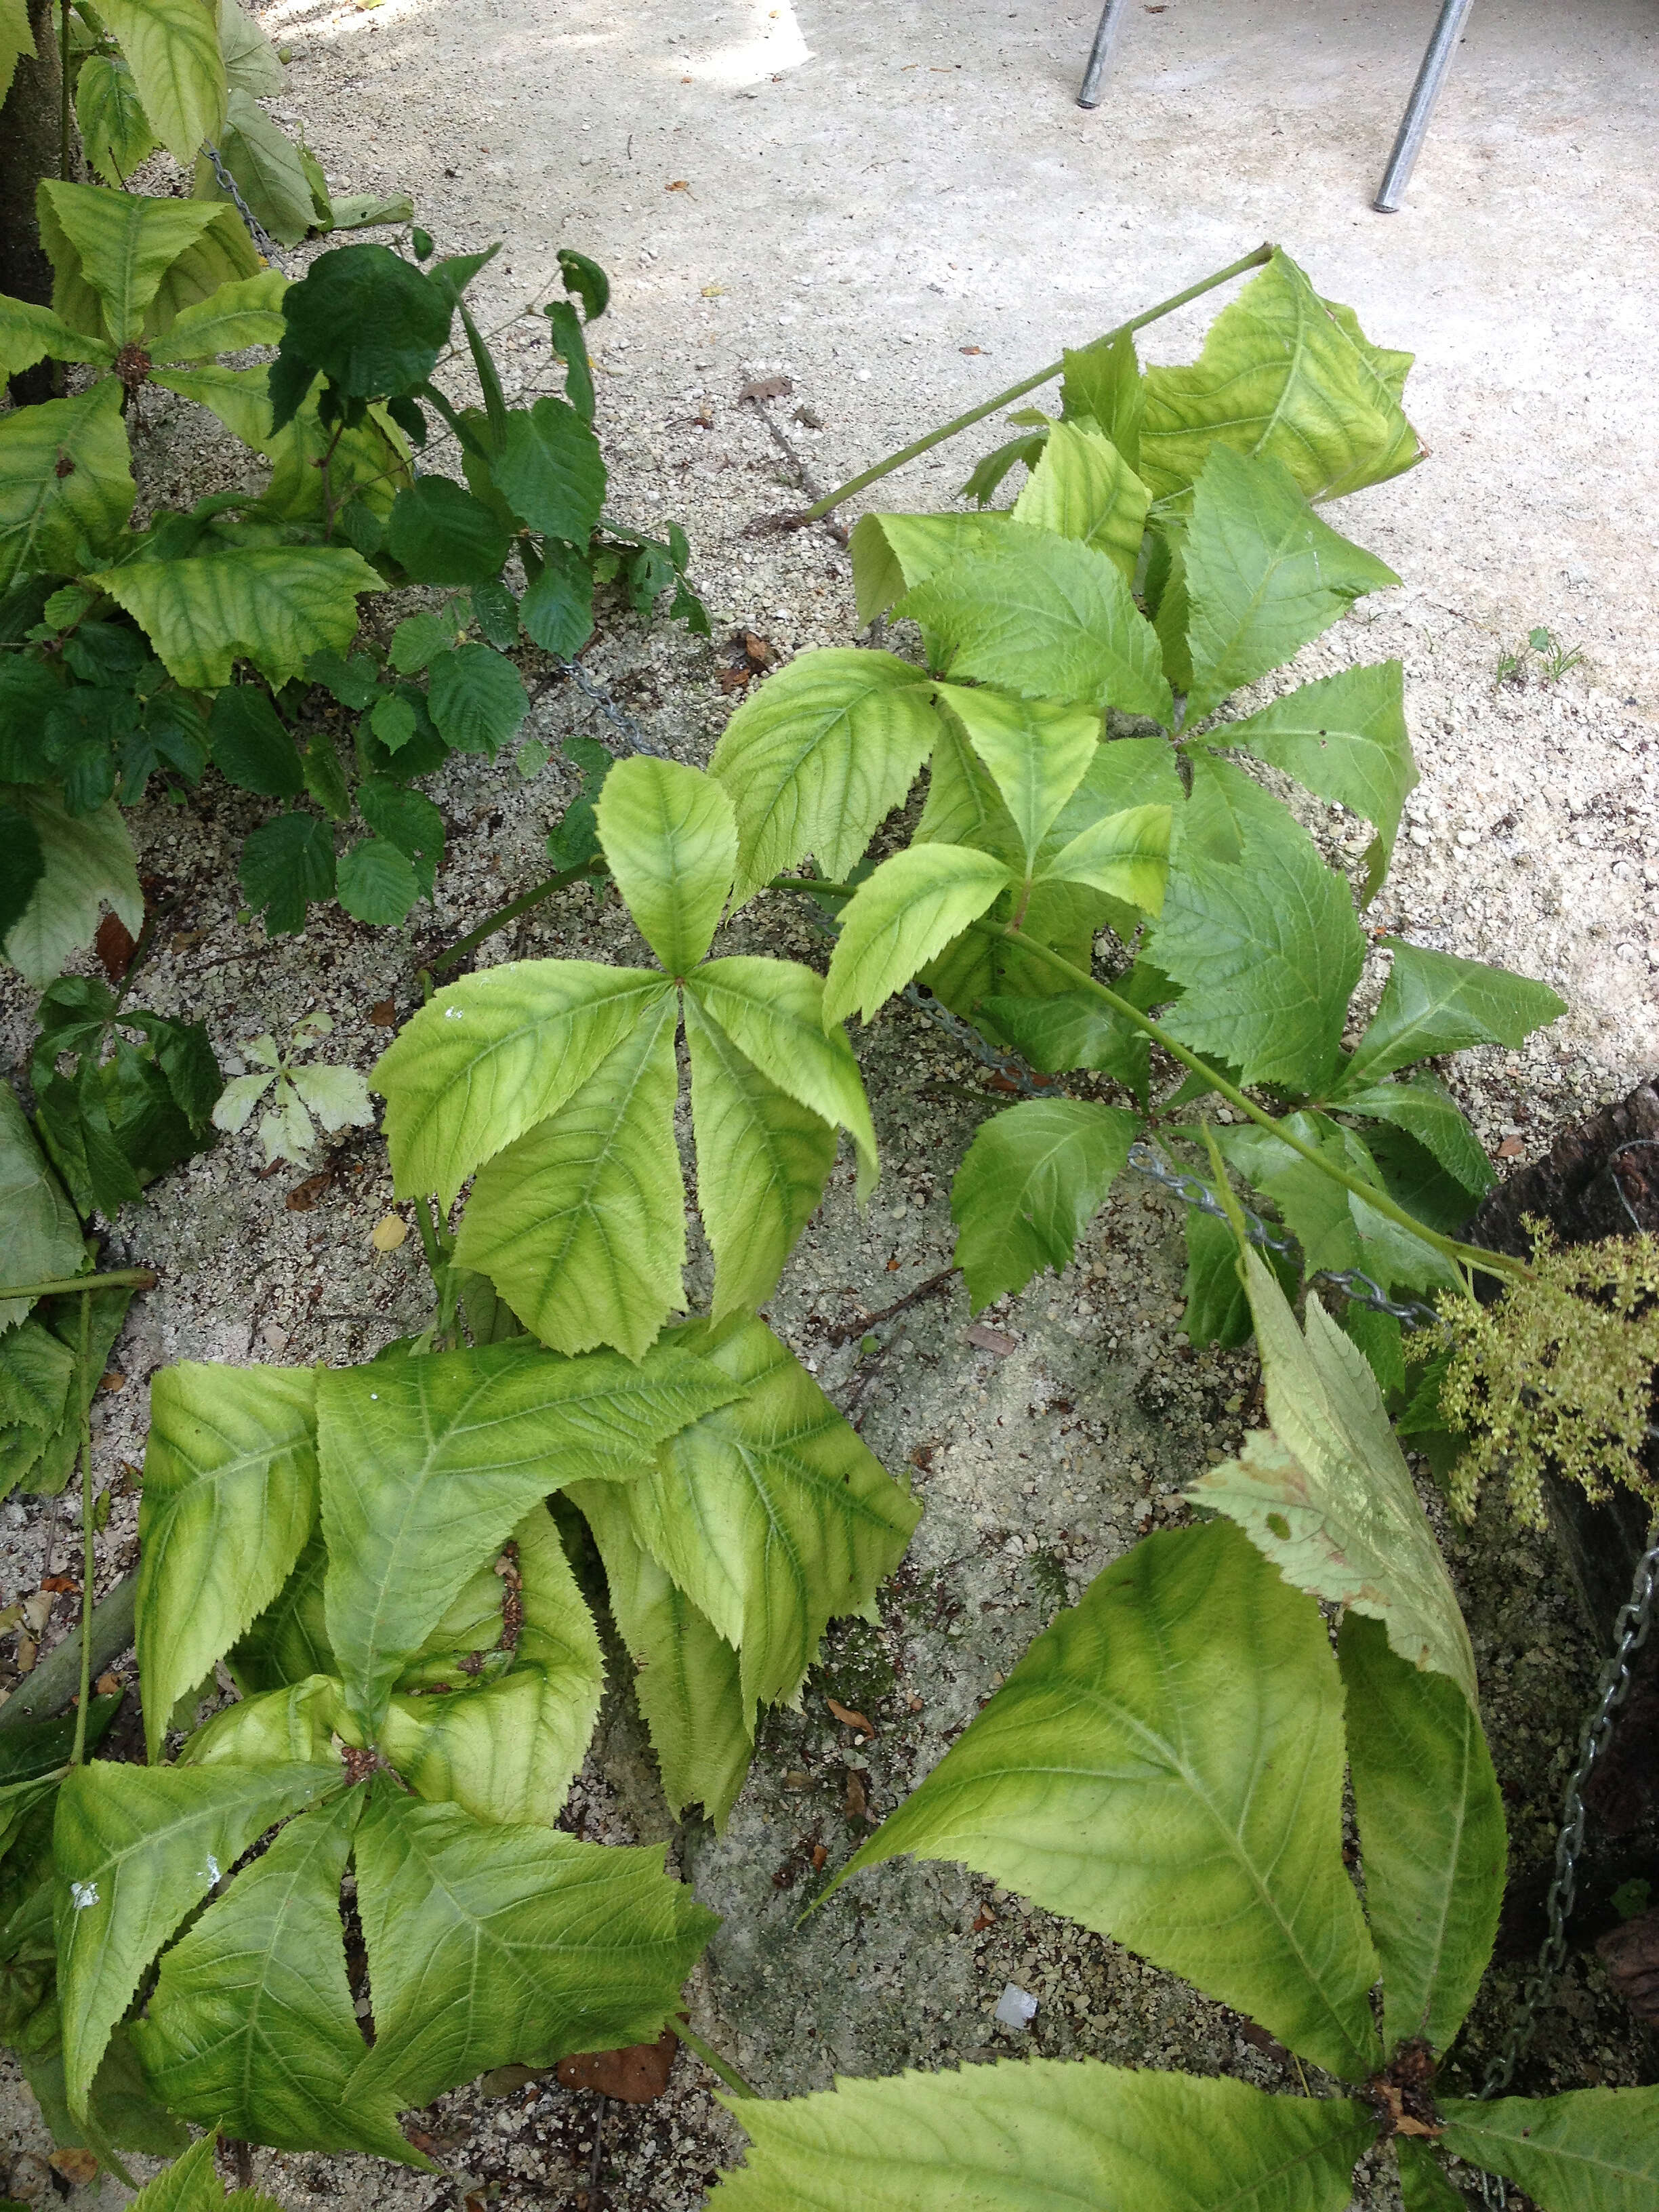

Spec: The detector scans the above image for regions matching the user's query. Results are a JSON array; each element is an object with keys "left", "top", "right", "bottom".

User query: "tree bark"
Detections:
[{"left": 1, "top": 0, "right": 68, "bottom": 406}]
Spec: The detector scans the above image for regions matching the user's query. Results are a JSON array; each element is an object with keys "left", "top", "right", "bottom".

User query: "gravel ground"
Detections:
[{"left": 3, "top": 0, "right": 1658, "bottom": 2205}]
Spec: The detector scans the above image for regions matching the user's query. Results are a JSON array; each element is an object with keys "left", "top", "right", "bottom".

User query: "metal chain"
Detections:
[
  {"left": 1475, "top": 1527, "right": 1659, "bottom": 2205},
  {"left": 554, "top": 655, "right": 670, "bottom": 758},
  {"left": 200, "top": 143, "right": 285, "bottom": 270}
]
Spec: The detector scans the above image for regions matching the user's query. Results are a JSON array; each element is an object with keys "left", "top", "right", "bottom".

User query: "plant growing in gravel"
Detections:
[
  {"left": 1, "top": 222, "right": 707, "bottom": 967},
  {"left": 211, "top": 1008, "right": 373, "bottom": 1166},
  {"left": 708, "top": 1247, "right": 1659, "bottom": 2211}
]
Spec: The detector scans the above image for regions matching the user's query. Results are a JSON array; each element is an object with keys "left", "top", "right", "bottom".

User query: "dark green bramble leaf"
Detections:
[
  {"left": 470, "top": 577, "right": 520, "bottom": 651},
  {"left": 345, "top": 1775, "right": 716, "bottom": 2111},
  {"left": 389, "top": 610, "right": 461, "bottom": 675},
  {"left": 556, "top": 247, "right": 610, "bottom": 323},
  {"left": 981, "top": 990, "right": 1149, "bottom": 1102},
  {"left": 300, "top": 730, "right": 351, "bottom": 821},
  {"left": 137, "top": 1361, "right": 319, "bottom": 1757},
  {"left": 1181, "top": 1206, "right": 1296, "bottom": 1351},
  {"left": 53, "top": 1759, "right": 344, "bottom": 2121},
  {"left": 239, "top": 811, "right": 337, "bottom": 936},
  {"left": 951, "top": 1098, "right": 1139, "bottom": 1310},
  {"left": 367, "top": 692, "right": 417, "bottom": 755},
  {"left": 710, "top": 649, "right": 939, "bottom": 907},
  {"left": 1395, "top": 2141, "right": 1469, "bottom": 2212},
  {"left": 621, "top": 540, "right": 676, "bottom": 615},
  {"left": 544, "top": 298, "right": 594, "bottom": 423},
  {"left": 1186, "top": 1250, "right": 1478, "bottom": 1705},
  {"left": 359, "top": 778, "right": 443, "bottom": 892},
  {"left": 42, "top": 684, "right": 134, "bottom": 815},
  {"left": 306, "top": 648, "right": 380, "bottom": 711},
  {"left": 493, "top": 396, "right": 607, "bottom": 544},
  {"left": 121, "top": 692, "right": 210, "bottom": 804},
  {"left": 61, "top": 621, "right": 150, "bottom": 689},
  {"left": 707, "top": 2057, "right": 1372, "bottom": 2212},
  {"left": 316, "top": 1337, "right": 744, "bottom": 1734},
  {"left": 1336, "top": 1073, "right": 1492, "bottom": 1200},
  {"left": 518, "top": 539, "right": 595, "bottom": 658},
  {"left": 270, "top": 245, "right": 454, "bottom": 432},
  {"left": 386, "top": 393, "right": 428, "bottom": 447},
  {"left": 134, "top": 1790, "right": 419, "bottom": 2161},
  {"left": 1338, "top": 1614, "right": 1504, "bottom": 2057},
  {"left": 336, "top": 836, "right": 422, "bottom": 926},
  {"left": 899, "top": 525, "right": 1172, "bottom": 726},
  {"left": 1362, "top": 1120, "right": 1479, "bottom": 1238},
  {"left": 1176, "top": 447, "right": 1399, "bottom": 726},
  {"left": 387, "top": 476, "right": 511, "bottom": 588},
  {"left": 831, "top": 1519, "right": 1381, "bottom": 2082},
  {"left": 1438, "top": 2087, "right": 1659, "bottom": 2212},
  {"left": 0, "top": 808, "right": 44, "bottom": 945},
  {"left": 209, "top": 684, "right": 303, "bottom": 798},
  {"left": 1204, "top": 661, "right": 1416, "bottom": 902},
  {"left": 335, "top": 498, "right": 386, "bottom": 560},
  {"left": 1341, "top": 1301, "right": 1406, "bottom": 1400},
  {"left": 1139, "top": 249, "right": 1420, "bottom": 508},
  {"left": 613, "top": 1316, "right": 922, "bottom": 1717},
  {"left": 1344, "top": 939, "right": 1567, "bottom": 1086},
  {"left": 0, "top": 659, "right": 64, "bottom": 785},
  {"left": 427, "top": 642, "right": 529, "bottom": 756},
  {"left": 544, "top": 735, "right": 612, "bottom": 872}
]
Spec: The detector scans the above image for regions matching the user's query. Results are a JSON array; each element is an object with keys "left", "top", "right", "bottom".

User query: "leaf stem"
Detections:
[
  {"left": 427, "top": 857, "right": 608, "bottom": 977},
  {"left": 676, "top": 2020, "right": 760, "bottom": 2100},
  {"left": 761, "top": 875, "right": 1527, "bottom": 1289},
  {"left": 0, "top": 1269, "right": 157, "bottom": 1300},
  {"left": 71, "top": 1292, "right": 94, "bottom": 1766},
  {"left": 800, "top": 243, "right": 1273, "bottom": 520}
]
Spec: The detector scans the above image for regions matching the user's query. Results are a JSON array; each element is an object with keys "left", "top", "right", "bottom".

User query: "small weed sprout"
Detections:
[{"left": 211, "top": 1011, "right": 376, "bottom": 1166}]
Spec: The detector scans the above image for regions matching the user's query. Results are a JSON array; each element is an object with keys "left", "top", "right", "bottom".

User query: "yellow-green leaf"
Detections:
[
  {"left": 96, "top": 0, "right": 226, "bottom": 161},
  {"left": 91, "top": 542, "right": 382, "bottom": 689},
  {"left": 0, "top": 380, "right": 135, "bottom": 592},
  {"left": 1011, "top": 417, "right": 1149, "bottom": 581}
]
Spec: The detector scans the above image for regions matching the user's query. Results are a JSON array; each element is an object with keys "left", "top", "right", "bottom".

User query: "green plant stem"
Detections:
[
  {"left": 411, "top": 1193, "right": 447, "bottom": 1277},
  {"left": 428, "top": 856, "right": 608, "bottom": 977},
  {"left": 0, "top": 1269, "right": 157, "bottom": 1300},
  {"left": 676, "top": 2020, "right": 759, "bottom": 2100},
  {"left": 0, "top": 1570, "right": 136, "bottom": 1729},
  {"left": 70, "top": 1292, "right": 93, "bottom": 1765},
  {"left": 762, "top": 874, "right": 1528, "bottom": 1290},
  {"left": 800, "top": 242, "right": 1273, "bottom": 520}
]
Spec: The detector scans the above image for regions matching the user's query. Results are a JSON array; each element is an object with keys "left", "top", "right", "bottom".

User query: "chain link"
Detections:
[{"left": 200, "top": 144, "right": 285, "bottom": 270}]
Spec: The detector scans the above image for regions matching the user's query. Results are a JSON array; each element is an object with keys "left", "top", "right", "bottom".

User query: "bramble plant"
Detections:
[{"left": 708, "top": 1250, "right": 1659, "bottom": 2209}]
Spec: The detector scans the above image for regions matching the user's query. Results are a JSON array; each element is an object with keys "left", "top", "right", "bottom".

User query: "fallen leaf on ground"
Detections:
[
  {"left": 811, "top": 1843, "right": 827, "bottom": 1870},
  {"left": 286, "top": 1172, "right": 333, "bottom": 1212},
  {"left": 965, "top": 1323, "right": 1019, "bottom": 1356},
  {"left": 480, "top": 2062, "right": 544, "bottom": 2097},
  {"left": 701, "top": 284, "right": 724, "bottom": 297},
  {"left": 1496, "top": 1135, "right": 1524, "bottom": 1158},
  {"left": 49, "top": 2149, "right": 98, "bottom": 2184},
  {"left": 95, "top": 1672, "right": 121, "bottom": 1696},
  {"left": 737, "top": 375, "right": 793, "bottom": 402},
  {"left": 827, "top": 1696, "right": 874, "bottom": 1734},
  {"left": 95, "top": 912, "right": 138, "bottom": 983},
  {"left": 556, "top": 2028, "right": 678, "bottom": 2104},
  {"left": 369, "top": 998, "right": 398, "bottom": 1027},
  {"left": 371, "top": 1214, "right": 409, "bottom": 1252},
  {"left": 741, "top": 630, "right": 773, "bottom": 665},
  {"left": 844, "top": 1768, "right": 867, "bottom": 1820},
  {"left": 40, "top": 1576, "right": 79, "bottom": 1595},
  {"left": 1599, "top": 1910, "right": 1659, "bottom": 2022},
  {"left": 666, "top": 179, "right": 691, "bottom": 192},
  {"left": 960, "top": 344, "right": 983, "bottom": 355}
]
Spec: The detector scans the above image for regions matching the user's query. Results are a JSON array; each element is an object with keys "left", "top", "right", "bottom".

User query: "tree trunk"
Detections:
[{"left": 1, "top": 0, "right": 68, "bottom": 407}]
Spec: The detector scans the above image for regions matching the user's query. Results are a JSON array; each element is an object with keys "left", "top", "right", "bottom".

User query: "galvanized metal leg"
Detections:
[
  {"left": 1077, "top": 0, "right": 1131, "bottom": 109},
  {"left": 1374, "top": 0, "right": 1477, "bottom": 211}
]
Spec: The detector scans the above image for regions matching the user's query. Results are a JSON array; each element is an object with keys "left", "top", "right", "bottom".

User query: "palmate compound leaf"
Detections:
[
  {"left": 1439, "top": 2087, "right": 1659, "bottom": 2212},
  {"left": 374, "top": 1503, "right": 605, "bottom": 1827},
  {"left": 848, "top": 512, "right": 1006, "bottom": 627},
  {"left": 595, "top": 755, "right": 737, "bottom": 976},
  {"left": 375, "top": 963, "right": 670, "bottom": 1209},
  {"left": 684, "top": 989, "right": 838, "bottom": 1323},
  {"left": 0, "top": 380, "right": 136, "bottom": 594},
  {"left": 317, "top": 1338, "right": 743, "bottom": 1736},
  {"left": 1148, "top": 809, "right": 1366, "bottom": 1097},
  {"left": 0, "top": 0, "right": 35, "bottom": 106},
  {"left": 898, "top": 525, "right": 1173, "bottom": 727},
  {"left": 38, "top": 183, "right": 251, "bottom": 346},
  {"left": 930, "top": 682, "right": 1101, "bottom": 865},
  {"left": 1010, "top": 415, "right": 1150, "bottom": 581},
  {"left": 1344, "top": 939, "right": 1568, "bottom": 1086},
  {"left": 830, "top": 1517, "right": 1382, "bottom": 2083},
  {"left": 0, "top": 294, "right": 116, "bottom": 381},
  {"left": 617, "top": 1318, "right": 922, "bottom": 1719},
  {"left": 821, "top": 844, "right": 1011, "bottom": 1028},
  {"left": 709, "top": 649, "right": 939, "bottom": 907},
  {"left": 1177, "top": 447, "right": 1400, "bottom": 727},
  {"left": 1037, "top": 801, "right": 1172, "bottom": 914},
  {"left": 1205, "top": 661, "right": 1416, "bottom": 903},
  {"left": 1061, "top": 327, "right": 1145, "bottom": 467},
  {"left": 2, "top": 783, "right": 143, "bottom": 991},
  {"left": 117, "top": 2135, "right": 223, "bottom": 2212},
  {"left": 575, "top": 1479, "right": 751, "bottom": 1830},
  {"left": 1337, "top": 1614, "right": 1504, "bottom": 2058},
  {"left": 136, "top": 1362, "right": 320, "bottom": 1759},
  {"left": 146, "top": 267, "right": 289, "bottom": 366},
  {"left": 708, "top": 2057, "right": 1373, "bottom": 2212},
  {"left": 131, "top": 1790, "right": 419, "bottom": 2163},
  {"left": 452, "top": 987, "right": 687, "bottom": 1360},
  {"left": 951, "top": 1099, "right": 1141, "bottom": 1311},
  {"left": 344, "top": 1772, "right": 718, "bottom": 2112},
  {"left": 689, "top": 956, "right": 879, "bottom": 1193},
  {"left": 1139, "top": 249, "right": 1420, "bottom": 508},
  {"left": 54, "top": 1759, "right": 342, "bottom": 2121},
  {"left": 1185, "top": 1250, "right": 1478, "bottom": 1707},
  {"left": 1395, "top": 2139, "right": 1468, "bottom": 2212},
  {"left": 91, "top": 544, "right": 384, "bottom": 691},
  {"left": 1331, "top": 1074, "right": 1492, "bottom": 1204}
]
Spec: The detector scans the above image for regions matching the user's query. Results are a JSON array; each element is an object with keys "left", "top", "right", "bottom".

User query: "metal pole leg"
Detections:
[
  {"left": 1078, "top": 0, "right": 1131, "bottom": 109},
  {"left": 1374, "top": 0, "right": 1477, "bottom": 211}
]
